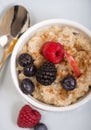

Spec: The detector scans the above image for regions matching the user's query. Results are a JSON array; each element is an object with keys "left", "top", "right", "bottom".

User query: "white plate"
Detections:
[{"left": 0, "top": 0, "right": 91, "bottom": 130}]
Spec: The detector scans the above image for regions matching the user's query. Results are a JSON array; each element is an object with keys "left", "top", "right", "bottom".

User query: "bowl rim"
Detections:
[{"left": 10, "top": 18, "right": 91, "bottom": 112}]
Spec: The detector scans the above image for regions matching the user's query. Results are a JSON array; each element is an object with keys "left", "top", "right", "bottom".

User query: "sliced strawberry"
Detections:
[{"left": 65, "top": 52, "right": 81, "bottom": 78}]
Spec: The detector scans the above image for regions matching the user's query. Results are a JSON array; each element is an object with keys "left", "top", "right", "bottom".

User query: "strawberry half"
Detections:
[
  {"left": 65, "top": 52, "right": 81, "bottom": 78},
  {"left": 17, "top": 105, "right": 41, "bottom": 128}
]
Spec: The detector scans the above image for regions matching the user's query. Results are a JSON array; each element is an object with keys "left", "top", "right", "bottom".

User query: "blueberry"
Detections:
[
  {"left": 61, "top": 75, "right": 76, "bottom": 91},
  {"left": 23, "top": 64, "right": 37, "bottom": 77},
  {"left": 34, "top": 123, "right": 48, "bottom": 130},
  {"left": 20, "top": 78, "right": 35, "bottom": 94},
  {"left": 18, "top": 53, "right": 33, "bottom": 67}
]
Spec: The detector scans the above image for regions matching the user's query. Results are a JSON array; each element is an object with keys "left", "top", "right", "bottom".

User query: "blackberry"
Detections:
[{"left": 36, "top": 61, "right": 57, "bottom": 86}]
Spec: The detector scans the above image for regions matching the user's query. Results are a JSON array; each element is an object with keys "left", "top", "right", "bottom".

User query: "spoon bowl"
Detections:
[{"left": 0, "top": 5, "right": 31, "bottom": 70}]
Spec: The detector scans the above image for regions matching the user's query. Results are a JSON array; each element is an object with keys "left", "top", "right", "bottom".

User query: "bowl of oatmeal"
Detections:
[{"left": 10, "top": 19, "right": 91, "bottom": 111}]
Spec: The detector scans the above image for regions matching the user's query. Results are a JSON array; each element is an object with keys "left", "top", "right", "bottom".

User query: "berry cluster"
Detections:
[
  {"left": 18, "top": 53, "right": 36, "bottom": 95},
  {"left": 17, "top": 41, "right": 80, "bottom": 93},
  {"left": 17, "top": 52, "right": 57, "bottom": 95}
]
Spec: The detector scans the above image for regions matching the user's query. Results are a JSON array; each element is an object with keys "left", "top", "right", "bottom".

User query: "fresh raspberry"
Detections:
[
  {"left": 41, "top": 41, "right": 65, "bottom": 64},
  {"left": 17, "top": 105, "right": 41, "bottom": 128}
]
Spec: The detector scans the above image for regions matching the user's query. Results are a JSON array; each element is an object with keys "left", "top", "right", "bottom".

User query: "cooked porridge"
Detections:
[{"left": 16, "top": 25, "right": 91, "bottom": 106}]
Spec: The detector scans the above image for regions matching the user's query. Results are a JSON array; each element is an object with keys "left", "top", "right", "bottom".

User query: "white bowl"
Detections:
[{"left": 10, "top": 19, "right": 91, "bottom": 112}]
